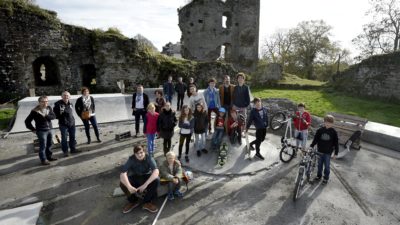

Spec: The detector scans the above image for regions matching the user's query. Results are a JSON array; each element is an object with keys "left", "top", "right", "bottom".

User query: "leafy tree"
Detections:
[{"left": 353, "top": 0, "right": 400, "bottom": 60}]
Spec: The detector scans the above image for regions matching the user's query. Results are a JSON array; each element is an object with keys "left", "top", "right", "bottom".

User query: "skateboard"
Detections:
[{"left": 217, "top": 142, "right": 228, "bottom": 166}]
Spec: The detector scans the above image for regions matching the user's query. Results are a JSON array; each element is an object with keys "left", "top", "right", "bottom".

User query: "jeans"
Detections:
[
  {"left": 147, "top": 133, "right": 156, "bottom": 155},
  {"left": 134, "top": 109, "right": 147, "bottom": 134},
  {"left": 165, "top": 95, "right": 173, "bottom": 103},
  {"left": 317, "top": 153, "right": 331, "bottom": 180},
  {"left": 178, "top": 133, "right": 191, "bottom": 156},
  {"left": 167, "top": 179, "right": 182, "bottom": 193},
  {"left": 163, "top": 138, "right": 172, "bottom": 155},
  {"left": 177, "top": 94, "right": 185, "bottom": 110},
  {"left": 82, "top": 116, "right": 100, "bottom": 141},
  {"left": 59, "top": 125, "right": 76, "bottom": 153},
  {"left": 36, "top": 130, "right": 53, "bottom": 161},
  {"left": 294, "top": 129, "right": 308, "bottom": 149},
  {"left": 212, "top": 129, "right": 224, "bottom": 150},
  {"left": 194, "top": 133, "right": 206, "bottom": 150},
  {"left": 250, "top": 128, "right": 267, "bottom": 154},
  {"left": 120, "top": 174, "right": 159, "bottom": 203}
]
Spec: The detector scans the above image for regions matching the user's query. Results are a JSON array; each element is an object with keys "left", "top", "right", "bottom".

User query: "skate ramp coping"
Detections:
[
  {"left": 362, "top": 122, "right": 400, "bottom": 152},
  {"left": 0, "top": 202, "right": 43, "bottom": 225}
]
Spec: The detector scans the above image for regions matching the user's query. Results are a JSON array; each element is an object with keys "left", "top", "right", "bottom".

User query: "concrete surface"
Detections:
[
  {"left": 0, "top": 202, "right": 43, "bottom": 225},
  {"left": 363, "top": 122, "right": 400, "bottom": 152},
  {"left": 1, "top": 119, "right": 400, "bottom": 225}
]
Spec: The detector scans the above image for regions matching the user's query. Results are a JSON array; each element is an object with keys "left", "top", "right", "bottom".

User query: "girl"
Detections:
[
  {"left": 157, "top": 102, "right": 177, "bottom": 155},
  {"left": 145, "top": 103, "right": 159, "bottom": 157},
  {"left": 178, "top": 105, "right": 194, "bottom": 163},
  {"left": 154, "top": 90, "right": 166, "bottom": 113},
  {"left": 193, "top": 102, "right": 208, "bottom": 157}
]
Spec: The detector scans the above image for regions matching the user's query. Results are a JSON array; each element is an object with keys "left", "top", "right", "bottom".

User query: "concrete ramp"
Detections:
[{"left": 0, "top": 202, "right": 43, "bottom": 225}]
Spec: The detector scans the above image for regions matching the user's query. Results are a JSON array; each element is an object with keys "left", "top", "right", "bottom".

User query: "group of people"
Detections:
[{"left": 25, "top": 87, "right": 101, "bottom": 165}]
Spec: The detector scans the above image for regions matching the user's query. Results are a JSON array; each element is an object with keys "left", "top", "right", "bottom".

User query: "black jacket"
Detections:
[
  {"left": 54, "top": 100, "right": 75, "bottom": 127},
  {"left": 25, "top": 106, "right": 56, "bottom": 131},
  {"left": 310, "top": 126, "right": 339, "bottom": 155},
  {"left": 193, "top": 111, "right": 208, "bottom": 134},
  {"left": 131, "top": 92, "right": 149, "bottom": 110},
  {"left": 175, "top": 82, "right": 187, "bottom": 95},
  {"left": 75, "top": 96, "right": 95, "bottom": 118},
  {"left": 232, "top": 85, "right": 250, "bottom": 108},
  {"left": 246, "top": 107, "right": 268, "bottom": 130},
  {"left": 157, "top": 108, "right": 177, "bottom": 139}
]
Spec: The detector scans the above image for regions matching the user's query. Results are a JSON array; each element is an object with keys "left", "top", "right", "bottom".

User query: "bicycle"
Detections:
[
  {"left": 293, "top": 146, "right": 319, "bottom": 201},
  {"left": 270, "top": 111, "right": 297, "bottom": 163}
]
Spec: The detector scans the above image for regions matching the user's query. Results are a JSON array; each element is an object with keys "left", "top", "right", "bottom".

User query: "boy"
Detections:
[
  {"left": 211, "top": 107, "right": 226, "bottom": 151},
  {"left": 310, "top": 115, "right": 339, "bottom": 184},
  {"left": 203, "top": 78, "right": 221, "bottom": 134},
  {"left": 293, "top": 103, "right": 311, "bottom": 155},
  {"left": 227, "top": 109, "right": 244, "bottom": 145},
  {"left": 246, "top": 98, "right": 268, "bottom": 160}
]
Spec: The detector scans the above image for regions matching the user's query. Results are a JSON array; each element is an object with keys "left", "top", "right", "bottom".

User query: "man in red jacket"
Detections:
[{"left": 292, "top": 103, "right": 311, "bottom": 153}]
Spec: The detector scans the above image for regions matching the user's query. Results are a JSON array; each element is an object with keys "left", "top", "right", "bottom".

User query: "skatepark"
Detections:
[{"left": 0, "top": 90, "right": 400, "bottom": 225}]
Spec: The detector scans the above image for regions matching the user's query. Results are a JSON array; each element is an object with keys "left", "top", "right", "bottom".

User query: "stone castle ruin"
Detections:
[{"left": 178, "top": 0, "right": 260, "bottom": 72}]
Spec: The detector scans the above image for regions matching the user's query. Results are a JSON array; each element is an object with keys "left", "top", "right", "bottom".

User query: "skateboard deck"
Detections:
[{"left": 217, "top": 143, "right": 228, "bottom": 166}]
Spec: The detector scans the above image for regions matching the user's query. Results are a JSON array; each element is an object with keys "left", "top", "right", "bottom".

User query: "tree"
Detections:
[
  {"left": 261, "top": 29, "right": 295, "bottom": 67},
  {"left": 133, "top": 34, "right": 158, "bottom": 53},
  {"left": 353, "top": 0, "right": 400, "bottom": 60}
]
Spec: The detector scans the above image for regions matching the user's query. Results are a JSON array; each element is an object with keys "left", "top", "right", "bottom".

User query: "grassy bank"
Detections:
[
  {"left": 0, "top": 108, "right": 15, "bottom": 130},
  {"left": 252, "top": 88, "right": 400, "bottom": 127}
]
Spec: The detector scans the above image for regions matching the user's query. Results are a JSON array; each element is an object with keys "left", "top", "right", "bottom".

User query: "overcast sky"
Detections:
[{"left": 36, "top": 0, "right": 371, "bottom": 57}]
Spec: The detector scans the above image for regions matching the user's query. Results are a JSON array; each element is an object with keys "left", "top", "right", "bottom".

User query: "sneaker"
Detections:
[
  {"left": 185, "top": 155, "right": 190, "bottom": 163},
  {"left": 197, "top": 150, "right": 201, "bottom": 157},
  {"left": 41, "top": 160, "right": 50, "bottom": 166},
  {"left": 142, "top": 202, "right": 158, "bottom": 213},
  {"left": 48, "top": 157, "right": 58, "bottom": 161},
  {"left": 322, "top": 179, "right": 328, "bottom": 185},
  {"left": 255, "top": 153, "right": 265, "bottom": 160},
  {"left": 167, "top": 193, "right": 174, "bottom": 201},
  {"left": 122, "top": 201, "right": 139, "bottom": 214},
  {"left": 174, "top": 190, "right": 184, "bottom": 198},
  {"left": 314, "top": 176, "right": 321, "bottom": 182},
  {"left": 201, "top": 148, "right": 208, "bottom": 154}
]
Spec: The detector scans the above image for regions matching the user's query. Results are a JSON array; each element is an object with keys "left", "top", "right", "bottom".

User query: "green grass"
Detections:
[
  {"left": 252, "top": 88, "right": 400, "bottom": 127},
  {"left": 278, "top": 73, "right": 326, "bottom": 86},
  {"left": 0, "top": 108, "right": 16, "bottom": 130}
]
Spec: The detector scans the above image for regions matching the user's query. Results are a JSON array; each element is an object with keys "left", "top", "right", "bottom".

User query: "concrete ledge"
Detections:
[{"left": 362, "top": 122, "right": 400, "bottom": 152}]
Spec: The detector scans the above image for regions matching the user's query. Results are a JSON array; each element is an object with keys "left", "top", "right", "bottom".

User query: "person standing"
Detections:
[
  {"left": 157, "top": 102, "right": 177, "bottom": 155},
  {"left": 232, "top": 72, "right": 251, "bottom": 132},
  {"left": 246, "top": 98, "right": 268, "bottom": 160},
  {"left": 25, "top": 95, "right": 57, "bottom": 165},
  {"left": 178, "top": 105, "right": 194, "bottom": 163},
  {"left": 219, "top": 75, "right": 235, "bottom": 114},
  {"left": 163, "top": 76, "right": 174, "bottom": 103},
  {"left": 132, "top": 84, "right": 149, "bottom": 138},
  {"left": 186, "top": 77, "right": 197, "bottom": 98},
  {"left": 174, "top": 77, "right": 187, "bottom": 110},
  {"left": 120, "top": 145, "right": 159, "bottom": 214},
  {"left": 154, "top": 90, "right": 166, "bottom": 113},
  {"left": 203, "top": 78, "right": 221, "bottom": 134},
  {"left": 188, "top": 85, "right": 207, "bottom": 113},
  {"left": 75, "top": 87, "right": 101, "bottom": 144},
  {"left": 293, "top": 103, "right": 311, "bottom": 152},
  {"left": 54, "top": 91, "right": 79, "bottom": 157},
  {"left": 145, "top": 103, "right": 159, "bottom": 157},
  {"left": 193, "top": 102, "right": 208, "bottom": 157}
]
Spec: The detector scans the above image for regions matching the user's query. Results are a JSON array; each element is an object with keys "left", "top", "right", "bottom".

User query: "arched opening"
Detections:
[
  {"left": 218, "top": 43, "right": 232, "bottom": 61},
  {"left": 32, "top": 56, "right": 60, "bottom": 86},
  {"left": 80, "top": 64, "right": 97, "bottom": 88},
  {"left": 222, "top": 12, "right": 232, "bottom": 29}
]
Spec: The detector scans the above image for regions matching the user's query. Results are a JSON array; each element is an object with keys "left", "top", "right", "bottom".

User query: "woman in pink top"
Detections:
[{"left": 145, "top": 103, "right": 159, "bottom": 157}]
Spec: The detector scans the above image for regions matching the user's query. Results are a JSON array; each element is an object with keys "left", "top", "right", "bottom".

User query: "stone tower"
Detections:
[{"left": 178, "top": 0, "right": 260, "bottom": 72}]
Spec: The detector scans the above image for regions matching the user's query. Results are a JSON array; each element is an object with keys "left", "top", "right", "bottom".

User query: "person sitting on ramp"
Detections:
[{"left": 159, "top": 151, "right": 184, "bottom": 200}]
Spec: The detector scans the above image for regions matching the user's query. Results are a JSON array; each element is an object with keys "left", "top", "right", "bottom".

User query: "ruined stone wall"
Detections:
[
  {"left": 332, "top": 52, "right": 400, "bottom": 102},
  {"left": 0, "top": 1, "right": 237, "bottom": 99},
  {"left": 178, "top": 0, "right": 260, "bottom": 72}
]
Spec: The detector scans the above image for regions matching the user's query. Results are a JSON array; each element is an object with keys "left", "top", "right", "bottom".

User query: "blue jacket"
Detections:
[
  {"left": 203, "top": 87, "right": 221, "bottom": 109},
  {"left": 163, "top": 82, "right": 174, "bottom": 97},
  {"left": 246, "top": 107, "right": 268, "bottom": 130}
]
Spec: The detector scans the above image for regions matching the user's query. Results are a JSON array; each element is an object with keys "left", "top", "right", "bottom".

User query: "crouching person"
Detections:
[
  {"left": 159, "top": 152, "right": 184, "bottom": 200},
  {"left": 120, "top": 145, "right": 159, "bottom": 214}
]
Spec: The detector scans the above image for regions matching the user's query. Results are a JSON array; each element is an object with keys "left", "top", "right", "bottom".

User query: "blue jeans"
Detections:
[
  {"left": 165, "top": 95, "right": 173, "bottom": 103},
  {"left": 212, "top": 129, "right": 224, "bottom": 150},
  {"left": 317, "top": 153, "right": 331, "bottom": 180},
  {"left": 82, "top": 116, "right": 100, "bottom": 141},
  {"left": 194, "top": 133, "right": 206, "bottom": 150},
  {"left": 59, "top": 125, "right": 76, "bottom": 153},
  {"left": 147, "top": 133, "right": 156, "bottom": 155},
  {"left": 36, "top": 130, "right": 53, "bottom": 161}
]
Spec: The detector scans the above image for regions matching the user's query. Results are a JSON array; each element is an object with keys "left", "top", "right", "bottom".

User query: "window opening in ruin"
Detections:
[
  {"left": 218, "top": 43, "right": 232, "bottom": 61},
  {"left": 222, "top": 12, "right": 232, "bottom": 29},
  {"left": 80, "top": 64, "right": 97, "bottom": 88},
  {"left": 32, "top": 56, "right": 60, "bottom": 86}
]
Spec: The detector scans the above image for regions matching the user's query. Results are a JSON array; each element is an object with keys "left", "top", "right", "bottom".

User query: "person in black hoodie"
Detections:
[
  {"left": 25, "top": 95, "right": 57, "bottom": 165},
  {"left": 157, "top": 102, "right": 177, "bottom": 155},
  {"left": 132, "top": 84, "right": 150, "bottom": 137},
  {"left": 310, "top": 115, "right": 339, "bottom": 184},
  {"left": 193, "top": 102, "right": 208, "bottom": 157},
  {"left": 54, "top": 91, "right": 79, "bottom": 157},
  {"left": 75, "top": 87, "right": 101, "bottom": 144},
  {"left": 174, "top": 77, "right": 187, "bottom": 110},
  {"left": 246, "top": 98, "right": 269, "bottom": 160}
]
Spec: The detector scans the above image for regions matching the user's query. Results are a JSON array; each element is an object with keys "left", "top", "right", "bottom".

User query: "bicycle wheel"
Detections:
[
  {"left": 279, "top": 145, "right": 295, "bottom": 163},
  {"left": 270, "top": 112, "right": 286, "bottom": 131},
  {"left": 293, "top": 166, "right": 305, "bottom": 201}
]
